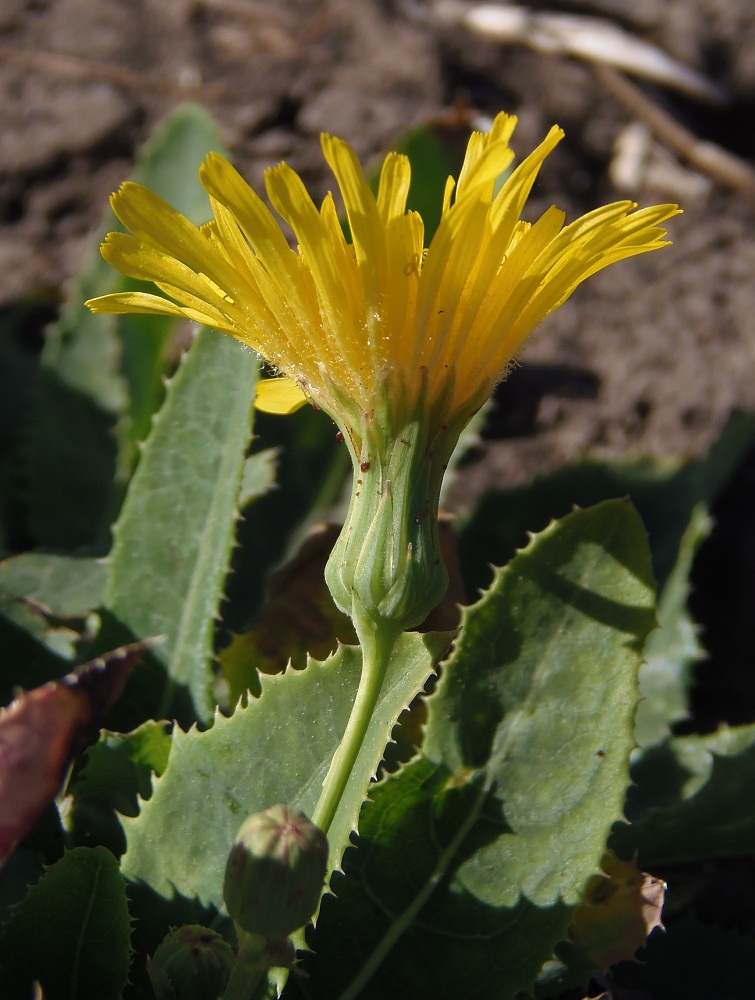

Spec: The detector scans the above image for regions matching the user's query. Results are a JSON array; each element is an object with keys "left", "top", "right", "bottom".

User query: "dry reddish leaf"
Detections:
[
  {"left": 0, "top": 640, "right": 156, "bottom": 866},
  {"left": 221, "top": 523, "right": 357, "bottom": 696},
  {"left": 570, "top": 850, "right": 666, "bottom": 969}
]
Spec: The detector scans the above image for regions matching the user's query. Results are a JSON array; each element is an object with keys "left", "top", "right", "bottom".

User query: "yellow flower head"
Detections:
[
  {"left": 87, "top": 113, "right": 678, "bottom": 628},
  {"left": 87, "top": 113, "right": 676, "bottom": 425}
]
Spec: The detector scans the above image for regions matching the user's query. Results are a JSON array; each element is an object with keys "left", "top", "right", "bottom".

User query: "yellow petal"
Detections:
[
  {"left": 255, "top": 377, "right": 309, "bottom": 415},
  {"left": 85, "top": 291, "right": 223, "bottom": 329},
  {"left": 454, "top": 112, "right": 517, "bottom": 202},
  {"left": 376, "top": 151, "right": 412, "bottom": 224}
]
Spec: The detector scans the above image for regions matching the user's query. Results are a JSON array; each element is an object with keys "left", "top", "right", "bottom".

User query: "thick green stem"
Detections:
[
  {"left": 312, "top": 608, "right": 401, "bottom": 835},
  {"left": 221, "top": 932, "right": 268, "bottom": 1000}
]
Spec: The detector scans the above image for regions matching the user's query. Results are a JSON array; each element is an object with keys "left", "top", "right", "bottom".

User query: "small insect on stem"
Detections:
[{"left": 360, "top": 461, "right": 370, "bottom": 472}]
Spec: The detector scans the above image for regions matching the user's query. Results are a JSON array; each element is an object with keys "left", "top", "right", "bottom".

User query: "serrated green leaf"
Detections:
[
  {"left": 458, "top": 411, "right": 755, "bottom": 596},
  {"left": 68, "top": 722, "right": 172, "bottom": 857},
  {"left": 238, "top": 448, "right": 279, "bottom": 509},
  {"left": 306, "top": 758, "right": 574, "bottom": 1000},
  {"left": 0, "top": 552, "right": 106, "bottom": 617},
  {"left": 615, "top": 722, "right": 755, "bottom": 865},
  {"left": 0, "top": 552, "right": 104, "bottom": 665},
  {"left": 74, "top": 721, "right": 173, "bottom": 817},
  {"left": 121, "top": 632, "right": 448, "bottom": 911},
  {"left": 101, "top": 329, "right": 257, "bottom": 728},
  {"left": 26, "top": 105, "right": 226, "bottom": 550},
  {"left": 636, "top": 503, "right": 710, "bottom": 747},
  {"left": 0, "top": 846, "right": 131, "bottom": 1000},
  {"left": 305, "top": 500, "right": 656, "bottom": 1000}
]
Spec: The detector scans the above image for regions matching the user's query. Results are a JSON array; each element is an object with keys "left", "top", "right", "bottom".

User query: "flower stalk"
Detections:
[{"left": 312, "top": 605, "right": 401, "bottom": 835}]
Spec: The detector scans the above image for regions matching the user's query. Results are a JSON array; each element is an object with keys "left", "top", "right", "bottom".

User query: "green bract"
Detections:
[
  {"left": 223, "top": 805, "right": 328, "bottom": 939},
  {"left": 147, "top": 926, "right": 235, "bottom": 1000}
]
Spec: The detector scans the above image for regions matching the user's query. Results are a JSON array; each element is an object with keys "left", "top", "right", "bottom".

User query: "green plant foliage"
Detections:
[
  {"left": 457, "top": 411, "right": 755, "bottom": 595},
  {"left": 67, "top": 722, "right": 173, "bottom": 858},
  {"left": 615, "top": 721, "right": 755, "bottom": 865},
  {"left": 101, "top": 330, "right": 257, "bottom": 729},
  {"left": 0, "top": 552, "right": 106, "bottom": 617},
  {"left": 0, "top": 847, "right": 131, "bottom": 1000},
  {"left": 636, "top": 503, "right": 710, "bottom": 747},
  {"left": 304, "top": 500, "right": 656, "bottom": 1000},
  {"left": 0, "top": 590, "right": 75, "bottom": 663},
  {"left": 25, "top": 105, "right": 226, "bottom": 551},
  {"left": 238, "top": 449, "right": 279, "bottom": 510},
  {"left": 73, "top": 721, "right": 173, "bottom": 817},
  {"left": 121, "top": 632, "right": 448, "bottom": 911}
]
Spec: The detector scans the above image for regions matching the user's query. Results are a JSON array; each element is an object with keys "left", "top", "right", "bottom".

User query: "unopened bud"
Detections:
[
  {"left": 223, "top": 804, "right": 328, "bottom": 938},
  {"left": 146, "top": 925, "right": 234, "bottom": 1000}
]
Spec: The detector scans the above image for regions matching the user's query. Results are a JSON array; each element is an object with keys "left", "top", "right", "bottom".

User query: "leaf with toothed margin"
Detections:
[
  {"left": 0, "top": 552, "right": 107, "bottom": 619},
  {"left": 26, "top": 104, "right": 228, "bottom": 551},
  {"left": 614, "top": 720, "right": 755, "bottom": 866},
  {"left": 0, "top": 847, "right": 131, "bottom": 1000},
  {"left": 456, "top": 410, "right": 755, "bottom": 598},
  {"left": 302, "top": 500, "right": 656, "bottom": 1000},
  {"left": 120, "top": 632, "right": 449, "bottom": 923},
  {"left": 99, "top": 329, "right": 257, "bottom": 730},
  {"left": 0, "top": 552, "right": 107, "bottom": 670},
  {"left": 635, "top": 502, "right": 710, "bottom": 747}
]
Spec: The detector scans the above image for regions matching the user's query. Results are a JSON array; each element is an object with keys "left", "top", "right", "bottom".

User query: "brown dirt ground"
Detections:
[{"left": 2, "top": 0, "right": 755, "bottom": 495}]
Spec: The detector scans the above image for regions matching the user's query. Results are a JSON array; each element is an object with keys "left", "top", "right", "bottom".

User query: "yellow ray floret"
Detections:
[{"left": 87, "top": 113, "right": 679, "bottom": 431}]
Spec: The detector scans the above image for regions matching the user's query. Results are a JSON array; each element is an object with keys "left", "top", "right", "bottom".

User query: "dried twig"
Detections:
[
  {"left": 594, "top": 63, "right": 755, "bottom": 203},
  {"left": 435, "top": 1, "right": 728, "bottom": 105}
]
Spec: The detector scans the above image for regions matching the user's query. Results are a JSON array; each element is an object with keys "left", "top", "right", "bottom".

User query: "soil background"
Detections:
[{"left": 3, "top": 0, "right": 755, "bottom": 718}]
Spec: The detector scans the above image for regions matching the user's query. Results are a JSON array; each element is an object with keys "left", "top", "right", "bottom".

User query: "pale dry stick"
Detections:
[
  {"left": 594, "top": 63, "right": 755, "bottom": 205},
  {"left": 434, "top": 1, "right": 727, "bottom": 105}
]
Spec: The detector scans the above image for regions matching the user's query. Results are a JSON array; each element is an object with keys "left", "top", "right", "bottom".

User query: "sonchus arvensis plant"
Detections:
[
  {"left": 87, "top": 112, "right": 677, "bottom": 634},
  {"left": 88, "top": 112, "right": 678, "bottom": 834}
]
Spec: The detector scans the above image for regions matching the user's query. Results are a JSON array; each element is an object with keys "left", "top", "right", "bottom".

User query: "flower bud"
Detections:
[
  {"left": 223, "top": 805, "right": 328, "bottom": 938},
  {"left": 146, "top": 925, "right": 234, "bottom": 1000}
]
